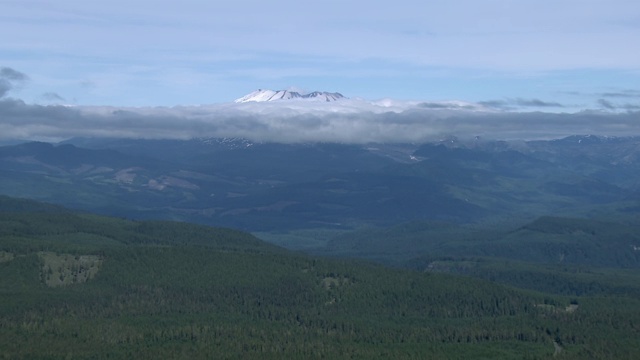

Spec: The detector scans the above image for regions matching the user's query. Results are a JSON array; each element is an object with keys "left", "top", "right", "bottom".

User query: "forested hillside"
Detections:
[
  {"left": 1, "top": 197, "right": 639, "bottom": 359},
  {"left": 325, "top": 216, "right": 640, "bottom": 268}
]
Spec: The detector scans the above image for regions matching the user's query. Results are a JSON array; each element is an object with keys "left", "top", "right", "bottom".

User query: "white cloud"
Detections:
[{"left": 1, "top": 98, "right": 639, "bottom": 143}]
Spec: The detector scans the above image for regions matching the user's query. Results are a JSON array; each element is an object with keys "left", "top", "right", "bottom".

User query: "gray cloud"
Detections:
[
  {"left": 598, "top": 99, "right": 616, "bottom": 110},
  {"left": 417, "top": 102, "right": 478, "bottom": 110},
  {"left": 1, "top": 98, "right": 640, "bottom": 143},
  {"left": 479, "top": 98, "right": 563, "bottom": 110},
  {"left": 514, "top": 98, "right": 563, "bottom": 107},
  {"left": 597, "top": 98, "right": 640, "bottom": 111},
  {"left": 0, "top": 68, "right": 635, "bottom": 143},
  {"left": 600, "top": 90, "right": 640, "bottom": 98},
  {"left": 0, "top": 80, "right": 10, "bottom": 98},
  {"left": 0, "top": 67, "right": 28, "bottom": 81},
  {"left": 418, "top": 102, "right": 453, "bottom": 109},
  {"left": 0, "top": 67, "right": 29, "bottom": 98},
  {"left": 477, "top": 100, "right": 510, "bottom": 109},
  {"left": 40, "top": 92, "right": 66, "bottom": 103}
]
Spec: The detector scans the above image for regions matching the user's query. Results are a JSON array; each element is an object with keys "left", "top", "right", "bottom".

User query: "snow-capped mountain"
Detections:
[{"left": 235, "top": 89, "right": 345, "bottom": 103}]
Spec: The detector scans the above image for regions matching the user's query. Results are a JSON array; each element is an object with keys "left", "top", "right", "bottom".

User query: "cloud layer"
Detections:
[
  {"left": 1, "top": 96, "right": 639, "bottom": 144},
  {"left": 1, "top": 67, "right": 639, "bottom": 144}
]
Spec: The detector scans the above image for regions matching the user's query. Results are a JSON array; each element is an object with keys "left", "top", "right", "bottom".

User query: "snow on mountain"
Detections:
[
  {"left": 235, "top": 89, "right": 345, "bottom": 103},
  {"left": 234, "top": 90, "right": 490, "bottom": 113}
]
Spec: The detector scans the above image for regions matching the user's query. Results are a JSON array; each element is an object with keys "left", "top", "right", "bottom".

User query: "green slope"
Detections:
[
  {"left": 325, "top": 216, "right": 640, "bottom": 268},
  {"left": 0, "top": 197, "right": 639, "bottom": 359}
]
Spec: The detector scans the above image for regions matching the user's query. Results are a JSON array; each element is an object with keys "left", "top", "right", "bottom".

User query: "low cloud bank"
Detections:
[{"left": 1, "top": 97, "right": 639, "bottom": 143}]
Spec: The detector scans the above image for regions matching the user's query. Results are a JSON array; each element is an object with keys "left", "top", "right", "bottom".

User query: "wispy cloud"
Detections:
[
  {"left": 599, "top": 90, "right": 640, "bottom": 98},
  {"left": 0, "top": 67, "right": 28, "bottom": 81},
  {"left": 479, "top": 98, "right": 564, "bottom": 110},
  {"left": 0, "top": 67, "right": 29, "bottom": 98},
  {"left": 40, "top": 92, "right": 66, "bottom": 103},
  {"left": 515, "top": 99, "right": 564, "bottom": 107},
  {"left": 597, "top": 98, "right": 640, "bottom": 111},
  {"left": 598, "top": 99, "right": 616, "bottom": 110}
]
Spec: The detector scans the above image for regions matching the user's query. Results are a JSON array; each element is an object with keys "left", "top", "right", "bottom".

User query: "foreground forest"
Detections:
[{"left": 1, "top": 196, "right": 639, "bottom": 359}]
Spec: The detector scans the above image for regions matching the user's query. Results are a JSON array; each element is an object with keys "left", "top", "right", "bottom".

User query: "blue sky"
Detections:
[{"left": 2, "top": 0, "right": 640, "bottom": 111}]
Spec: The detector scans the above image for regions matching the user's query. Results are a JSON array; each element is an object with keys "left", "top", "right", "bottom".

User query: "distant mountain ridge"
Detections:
[
  {"left": 2, "top": 135, "right": 640, "bottom": 233},
  {"left": 235, "top": 89, "right": 345, "bottom": 103}
]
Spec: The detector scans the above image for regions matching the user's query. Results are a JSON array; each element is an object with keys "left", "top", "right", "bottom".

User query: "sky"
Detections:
[{"left": 1, "top": 0, "right": 640, "bottom": 142}]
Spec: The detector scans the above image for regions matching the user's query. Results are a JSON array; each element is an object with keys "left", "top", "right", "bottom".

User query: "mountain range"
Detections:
[{"left": 1, "top": 135, "right": 639, "bottom": 237}]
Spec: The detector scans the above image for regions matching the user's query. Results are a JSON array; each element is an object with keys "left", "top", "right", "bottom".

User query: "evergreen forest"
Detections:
[{"left": 1, "top": 196, "right": 639, "bottom": 359}]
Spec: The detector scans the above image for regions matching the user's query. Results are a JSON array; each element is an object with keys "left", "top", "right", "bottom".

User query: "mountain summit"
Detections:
[{"left": 235, "top": 89, "right": 345, "bottom": 103}]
